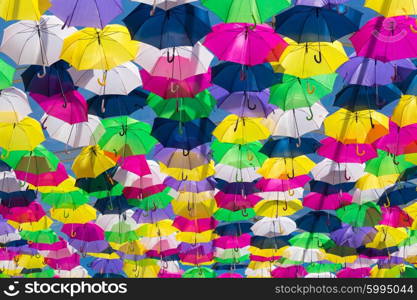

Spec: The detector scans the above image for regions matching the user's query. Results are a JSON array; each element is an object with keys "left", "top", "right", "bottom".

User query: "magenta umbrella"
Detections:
[
  {"left": 14, "top": 163, "right": 68, "bottom": 187},
  {"left": 213, "top": 234, "right": 251, "bottom": 249},
  {"left": 303, "top": 192, "right": 352, "bottom": 210},
  {"left": 380, "top": 206, "right": 413, "bottom": 228},
  {"left": 336, "top": 267, "right": 370, "bottom": 278},
  {"left": 373, "top": 121, "right": 417, "bottom": 155},
  {"left": 350, "top": 16, "right": 417, "bottom": 62},
  {"left": 172, "top": 216, "right": 218, "bottom": 233},
  {"left": 214, "top": 192, "right": 261, "bottom": 210},
  {"left": 271, "top": 266, "right": 307, "bottom": 278},
  {"left": 118, "top": 155, "right": 150, "bottom": 176},
  {"left": 255, "top": 175, "right": 311, "bottom": 192},
  {"left": 30, "top": 90, "right": 88, "bottom": 124},
  {"left": 45, "top": 253, "right": 80, "bottom": 271},
  {"left": 140, "top": 69, "right": 212, "bottom": 99},
  {"left": 317, "top": 137, "right": 377, "bottom": 163},
  {"left": 62, "top": 222, "right": 104, "bottom": 242},
  {"left": 203, "top": 23, "right": 287, "bottom": 66}
]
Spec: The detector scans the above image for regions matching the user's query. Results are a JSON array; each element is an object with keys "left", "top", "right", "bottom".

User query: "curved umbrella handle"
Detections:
[
  {"left": 247, "top": 98, "right": 257, "bottom": 110},
  {"left": 166, "top": 47, "right": 175, "bottom": 63},
  {"left": 182, "top": 149, "right": 190, "bottom": 156},
  {"left": 410, "top": 19, "right": 417, "bottom": 33},
  {"left": 344, "top": 168, "right": 351, "bottom": 181},
  {"left": 369, "top": 116, "right": 375, "bottom": 128},
  {"left": 101, "top": 98, "right": 106, "bottom": 113},
  {"left": 287, "top": 168, "right": 295, "bottom": 179},
  {"left": 355, "top": 144, "right": 366, "bottom": 157},
  {"left": 392, "top": 155, "right": 400, "bottom": 165},
  {"left": 37, "top": 65, "right": 47, "bottom": 78},
  {"left": 233, "top": 118, "right": 240, "bottom": 132},
  {"left": 18, "top": 180, "right": 26, "bottom": 187},
  {"left": 282, "top": 200, "right": 288, "bottom": 211},
  {"left": 63, "top": 210, "right": 70, "bottom": 218},
  {"left": 384, "top": 195, "right": 391, "bottom": 208},
  {"left": 306, "top": 105, "right": 314, "bottom": 121},
  {"left": 97, "top": 72, "right": 107, "bottom": 86},
  {"left": 296, "top": 135, "right": 302, "bottom": 148},
  {"left": 70, "top": 231, "right": 77, "bottom": 238},
  {"left": 240, "top": 69, "right": 247, "bottom": 81},
  {"left": 170, "top": 83, "right": 179, "bottom": 94},
  {"left": 249, "top": 15, "right": 257, "bottom": 30},
  {"left": 152, "top": 201, "right": 157, "bottom": 211},
  {"left": 314, "top": 51, "right": 322, "bottom": 64},
  {"left": 241, "top": 208, "right": 249, "bottom": 217},
  {"left": 235, "top": 171, "right": 244, "bottom": 182},
  {"left": 306, "top": 82, "right": 316, "bottom": 95},
  {"left": 181, "top": 173, "right": 188, "bottom": 181},
  {"left": 119, "top": 125, "right": 126, "bottom": 136},
  {"left": 288, "top": 189, "right": 294, "bottom": 196}
]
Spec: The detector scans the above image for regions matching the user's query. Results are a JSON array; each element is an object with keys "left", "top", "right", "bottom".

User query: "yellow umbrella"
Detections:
[
  {"left": 365, "top": 225, "right": 407, "bottom": 249},
  {"left": 365, "top": 0, "right": 417, "bottom": 17},
  {"left": 136, "top": 220, "right": 177, "bottom": 237},
  {"left": 355, "top": 173, "right": 399, "bottom": 190},
  {"left": 324, "top": 108, "right": 389, "bottom": 144},
  {"left": 111, "top": 240, "right": 147, "bottom": 256},
  {"left": 391, "top": 95, "right": 417, "bottom": 127},
  {"left": 9, "top": 216, "right": 52, "bottom": 231},
  {"left": 0, "top": 0, "right": 50, "bottom": 21},
  {"left": 172, "top": 191, "right": 217, "bottom": 219},
  {"left": 248, "top": 246, "right": 285, "bottom": 258},
  {"left": 404, "top": 203, "right": 417, "bottom": 229},
  {"left": 257, "top": 156, "right": 315, "bottom": 179},
  {"left": 31, "top": 176, "right": 79, "bottom": 193},
  {"left": 176, "top": 230, "right": 214, "bottom": 243},
  {"left": 123, "top": 259, "right": 160, "bottom": 278},
  {"left": 272, "top": 38, "right": 348, "bottom": 78},
  {"left": 159, "top": 161, "right": 215, "bottom": 181},
  {"left": 61, "top": 25, "right": 139, "bottom": 72},
  {"left": 15, "top": 254, "right": 46, "bottom": 269},
  {"left": 50, "top": 204, "right": 97, "bottom": 223},
  {"left": 72, "top": 145, "right": 116, "bottom": 178},
  {"left": 254, "top": 199, "right": 303, "bottom": 217},
  {"left": 212, "top": 115, "right": 270, "bottom": 144},
  {"left": 324, "top": 253, "right": 357, "bottom": 264},
  {"left": 0, "top": 117, "right": 45, "bottom": 151},
  {"left": 370, "top": 265, "right": 402, "bottom": 278},
  {"left": 86, "top": 252, "right": 120, "bottom": 259}
]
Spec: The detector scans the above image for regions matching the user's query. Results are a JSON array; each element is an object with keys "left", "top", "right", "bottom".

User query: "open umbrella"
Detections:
[{"left": 0, "top": 0, "right": 50, "bottom": 21}]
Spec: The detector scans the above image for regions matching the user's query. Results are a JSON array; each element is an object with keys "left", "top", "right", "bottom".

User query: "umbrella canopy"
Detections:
[{"left": 0, "top": 0, "right": 50, "bottom": 21}]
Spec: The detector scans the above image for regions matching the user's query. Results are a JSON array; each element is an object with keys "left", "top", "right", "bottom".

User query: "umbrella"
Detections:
[
  {"left": 60, "top": 25, "right": 139, "bottom": 71},
  {"left": 311, "top": 158, "right": 365, "bottom": 184},
  {"left": 212, "top": 140, "right": 267, "bottom": 168},
  {"left": 396, "top": 69, "right": 417, "bottom": 95},
  {"left": 72, "top": 145, "right": 116, "bottom": 178},
  {"left": 0, "top": 59, "right": 14, "bottom": 90},
  {"left": 50, "top": 0, "right": 123, "bottom": 28},
  {"left": 0, "top": 88, "right": 32, "bottom": 123},
  {"left": 251, "top": 217, "right": 296, "bottom": 237},
  {"left": 0, "top": 0, "right": 50, "bottom": 21},
  {"left": 155, "top": 146, "right": 210, "bottom": 170},
  {"left": 204, "top": 23, "right": 287, "bottom": 66},
  {"left": 336, "top": 202, "right": 382, "bottom": 227},
  {"left": 275, "top": 5, "right": 362, "bottom": 42},
  {"left": 366, "top": 150, "right": 414, "bottom": 176},
  {"left": 378, "top": 182, "right": 417, "bottom": 206},
  {"left": 364, "top": 0, "right": 417, "bottom": 17},
  {"left": 350, "top": 16, "right": 417, "bottom": 62},
  {"left": 257, "top": 156, "right": 316, "bottom": 179},
  {"left": 317, "top": 137, "right": 377, "bottom": 163},
  {"left": 0, "top": 117, "right": 45, "bottom": 151},
  {"left": 391, "top": 95, "right": 417, "bottom": 127},
  {"left": 296, "top": 211, "right": 342, "bottom": 233},
  {"left": 15, "top": 163, "right": 68, "bottom": 187},
  {"left": 366, "top": 225, "right": 407, "bottom": 249},
  {"left": 260, "top": 137, "right": 320, "bottom": 158},
  {"left": 200, "top": 0, "right": 290, "bottom": 23},
  {"left": 123, "top": 3, "right": 211, "bottom": 49}
]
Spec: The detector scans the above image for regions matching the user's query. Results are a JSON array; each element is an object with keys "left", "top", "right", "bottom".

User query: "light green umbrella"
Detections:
[
  {"left": 336, "top": 202, "right": 382, "bottom": 227},
  {"left": 0, "top": 59, "right": 15, "bottom": 90},
  {"left": 365, "top": 150, "right": 414, "bottom": 176}
]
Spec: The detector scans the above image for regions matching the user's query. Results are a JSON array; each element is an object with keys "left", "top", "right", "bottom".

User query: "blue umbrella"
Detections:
[
  {"left": 94, "top": 195, "right": 133, "bottom": 215},
  {"left": 0, "top": 160, "right": 11, "bottom": 172},
  {"left": 0, "top": 190, "right": 37, "bottom": 207},
  {"left": 251, "top": 235, "right": 291, "bottom": 249},
  {"left": 214, "top": 222, "right": 252, "bottom": 236},
  {"left": 378, "top": 182, "right": 417, "bottom": 206},
  {"left": 296, "top": 211, "right": 342, "bottom": 233},
  {"left": 212, "top": 62, "right": 282, "bottom": 92},
  {"left": 215, "top": 180, "right": 259, "bottom": 195},
  {"left": 151, "top": 118, "right": 215, "bottom": 150},
  {"left": 21, "top": 60, "right": 74, "bottom": 97},
  {"left": 396, "top": 68, "right": 417, "bottom": 95},
  {"left": 123, "top": 3, "right": 211, "bottom": 49},
  {"left": 275, "top": 5, "right": 362, "bottom": 42},
  {"left": 87, "top": 88, "right": 148, "bottom": 118},
  {"left": 259, "top": 137, "right": 320, "bottom": 158},
  {"left": 309, "top": 180, "right": 354, "bottom": 194},
  {"left": 334, "top": 84, "right": 400, "bottom": 111}
]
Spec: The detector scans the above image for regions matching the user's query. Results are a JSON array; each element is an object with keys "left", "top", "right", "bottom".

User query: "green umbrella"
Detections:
[
  {"left": 289, "top": 232, "right": 335, "bottom": 249},
  {"left": 0, "top": 59, "right": 15, "bottom": 90},
  {"left": 269, "top": 74, "right": 337, "bottom": 110},
  {"left": 306, "top": 262, "right": 342, "bottom": 273},
  {"left": 182, "top": 267, "right": 216, "bottom": 278},
  {"left": 400, "top": 266, "right": 417, "bottom": 278},
  {"left": 398, "top": 230, "right": 417, "bottom": 247},
  {"left": 278, "top": 257, "right": 304, "bottom": 265},
  {"left": 201, "top": 0, "right": 290, "bottom": 24},
  {"left": 336, "top": 202, "right": 382, "bottom": 227},
  {"left": 89, "top": 184, "right": 124, "bottom": 199},
  {"left": 24, "top": 268, "right": 55, "bottom": 278},
  {"left": 215, "top": 252, "right": 250, "bottom": 265},
  {"left": 147, "top": 90, "right": 215, "bottom": 122},
  {"left": 20, "top": 229, "right": 59, "bottom": 244},
  {"left": 98, "top": 116, "right": 157, "bottom": 157},
  {"left": 2, "top": 145, "right": 60, "bottom": 174},
  {"left": 105, "top": 227, "right": 139, "bottom": 243},
  {"left": 127, "top": 187, "right": 173, "bottom": 210},
  {"left": 211, "top": 139, "right": 267, "bottom": 168},
  {"left": 214, "top": 207, "right": 255, "bottom": 222},
  {"left": 365, "top": 150, "right": 414, "bottom": 176},
  {"left": 41, "top": 190, "right": 89, "bottom": 209}
]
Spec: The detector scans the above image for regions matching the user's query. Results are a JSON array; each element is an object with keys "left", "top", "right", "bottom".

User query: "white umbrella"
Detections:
[
  {"left": 0, "top": 232, "right": 20, "bottom": 244},
  {"left": 69, "top": 62, "right": 141, "bottom": 95},
  {"left": 281, "top": 246, "right": 325, "bottom": 262},
  {"left": 257, "top": 188, "right": 304, "bottom": 201},
  {"left": 0, "top": 171, "right": 28, "bottom": 192},
  {"left": 0, "top": 15, "right": 76, "bottom": 73},
  {"left": 135, "top": 42, "right": 213, "bottom": 80},
  {"left": 264, "top": 102, "right": 328, "bottom": 139},
  {"left": 304, "top": 272, "right": 336, "bottom": 278},
  {"left": 245, "top": 267, "right": 273, "bottom": 278},
  {"left": 311, "top": 158, "right": 365, "bottom": 184},
  {"left": 352, "top": 188, "right": 385, "bottom": 204},
  {"left": 215, "top": 164, "right": 261, "bottom": 182},
  {"left": 41, "top": 114, "right": 104, "bottom": 148},
  {"left": 0, "top": 87, "right": 32, "bottom": 122},
  {"left": 96, "top": 213, "right": 139, "bottom": 232},
  {"left": 55, "top": 266, "right": 90, "bottom": 278},
  {"left": 133, "top": 0, "right": 197, "bottom": 10},
  {"left": 251, "top": 217, "right": 297, "bottom": 237}
]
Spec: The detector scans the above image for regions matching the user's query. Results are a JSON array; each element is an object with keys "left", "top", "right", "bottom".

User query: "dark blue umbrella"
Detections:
[
  {"left": 0, "top": 160, "right": 11, "bottom": 172},
  {"left": 334, "top": 84, "right": 400, "bottom": 111},
  {"left": 75, "top": 167, "right": 118, "bottom": 194},
  {"left": 378, "top": 182, "right": 417, "bottom": 206},
  {"left": 93, "top": 273, "right": 126, "bottom": 278},
  {"left": 123, "top": 3, "right": 211, "bottom": 49},
  {"left": 259, "top": 137, "right": 320, "bottom": 158},
  {"left": 396, "top": 68, "right": 417, "bottom": 95},
  {"left": 214, "top": 222, "right": 252, "bottom": 236},
  {"left": 296, "top": 211, "right": 342, "bottom": 233},
  {"left": 356, "top": 246, "right": 397, "bottom": 258},
  {"left": 94, "top": 195, "right": 133, "bottom": 215},
  {"left": 275, "top": 5, "right": 362, "bottom": 42},
  {"left": 309, "top": 180, "right": 354, "bottom": 195},
  {"left": 151, "top": 118, "right": 215, "bottom": 150},
  {"left": 212, "top": 62, "right": 282, "bottom": 92},
  {"left": 251, "top": 235, "right": 291, "bottom": 249},
  {"left": 0, "top": 190, "right": 37, "bottom": 207},
  {"left": 215, "top": 180, "right": 259, "bottom": 195},
  {"left": 21, "top": 60, "right": 74, "bottom": 97},
  {"left": 87, "top": 88, "right": 148, "bottom": 118},
  {"left": 213, "top": 263, "right": 247, "bottom": 271}
]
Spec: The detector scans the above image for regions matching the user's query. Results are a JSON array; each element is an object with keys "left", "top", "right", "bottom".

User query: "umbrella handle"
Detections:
[
  {"left": 97, "top": 72, "right": 107, "bottom": 86},
  {"left": 101, "top": 98, "right": 106, "bottom": 113},
  {"left": 288, "top": 189, "right": 294, "bottom": 196},
  {"left": 344, "top": 168, "right": 351, "bottom": 181},
  {"left": 384, "top": 195, "right": 391, "bottom": 208},
  {"left": 241, "top": 208, "right": 248, "bottom": 217},
  {"left": 306, "top": 105, "right": 314, "bottom": 121},
  {"left": 410, "top": 19, "right": 417, "bottom": 33},
  {"left": 182, "top": 149, "right": 190, "bottom": 156},
  {"left": 296, "top": 135, "right": 302, "bottom": 148},
  {"left": 18, "top": 180, "right": 26, "bottom": 187},
  {"left": 306, "top": 82, "right": 316, "bottom": 95},
  {"left": 247, "top": 99, "right": 257, "bottom": 110},
  {"left": 166, "top": 48, "right": 175, "bottom": 63},
  {"left": 233, "top": 118, "right": 239, "bottom": 132},
  {"left": 70, "top": 231, "right": 77, "bottom": 238},
  {"left": 239, "top": 69, "right": 247, "bottom": 81},
  {"left": 63, "top": 210, "right": 70, "bottom": 218},
  {"left": 313, "top": 51, "right": 322, "bottom": 64},
  {"left": 37, "top": 65, "right": 47, "bottom": 78},
  {"left": 170, "top": 83, "right": 179, "bottom": 94},
  {"left": 249, "top": 14, "right": 257, "bottom": 30},
  {"left": 119, "top": 125, "right": 126, "bottom": 136},
  {"left": 392, "top": 155, "right": 400, "bottom": 165},
  {"left": 181, "top": 173, "right": 188, "bottom": 181},
  {"left": 287, "top": 168, "right": 295, "bottom": 179},
  {"left": 355, "top": 144, "right": 366, "bottom": 157},
  {"left": 150, "top": 0, "right": 157, "bottom": 16},
  {"left": 283, "top": 200, "right": 288, "bottom": 211}
]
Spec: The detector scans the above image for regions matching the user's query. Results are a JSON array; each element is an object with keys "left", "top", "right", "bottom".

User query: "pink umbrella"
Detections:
[
  {"left": 256, "top": 175, "right": 311, "bottom": 192},
  {"left": 61, "top": 222, "right": 104, "bottom": 242},
  {"left": 118, "top": 155, "right": 151, "bottom": 176},
  {"left": 317, "top": 137, "right": 377, "bottom": 163},
  {"left": 179, "top": 252, "right": 213, "bottom": 265},
  {"left": 214, "top": 192, "right": 262, "bottom": 210},
  {"left": 0, "top": 249, "right": 18, "bottom": 260},
  {"left": 123, "top": 184, "right": 167, "bottom": 199},
  {"left": 303, "top": 192, "right": 352, "bottom": 210},
  {"left": 380, "top": 206, "right": 413, "bottom": 227},
  {"left": 140, "top": 69, "right": 212, "bottom": 99},
  {"left": 271, "top": 266, "right": 307, "bottom": 278},
  {"left": 336, "top": 267, "right": 371, "bottom": 278},
  {"left": 45, "top": 253, "right": 80, "bottom": 271},
  {"left": 0, "top": 201, "right": 45, "bottom": 223},
  {"left": 203, "top": 23, "right": 287, "bottom": 66},
  {"left": 30, "top": 237, "right": 68, "bottom": 251},
  {"left": 158, "top": 269, "right": 183, "bottom": 278},
  {"left": 31, "top": 90, "right": 88, "bottom": 124},
  {"left": 218, "top": 273, "right": 244, "bottom": 278},
  {"left": 213, "top": 233, "right": 251, "bottom": 249},
  {"left": 172, "top": 216, "right": 218, "bottom": 233},
  {"left": 350, "top": 16, "right": 417, "bottom": 62},
  {"left": 14, "top": 163, "right": 68, "bottom": 187},
  {"left": 373, "top": 121, "right": 417, "bottom": 155},
  {"left": 250, "top": 254, "right": 281, "bottom": 262}
]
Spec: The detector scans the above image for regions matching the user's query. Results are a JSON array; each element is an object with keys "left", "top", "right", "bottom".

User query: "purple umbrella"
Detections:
[
  {"left": 178, "top": 242, "right": 214, "bottom": 255},
  {"left": 132, "top": 205, "right": 175, "bottom": 223},
  {"left": 337, "top": 56, "right": 416, "bottom": 86},
  {"left": 90, "top": 258, "right": 123, "bottom": 274},
  {"left": 153, "top": 144, "right": 211, "bottom": 166},
  {"left": 295, "top": 0, "right": 350, "bottom": 6},
  {"left": 163, "top": 176, "right": 217, "bottom": 193},
  {"left": 0, "top": 217, "right": 16, "bottom": 235},
  {"left": 377, "top": 256, "right": 404, "bottom": 268},
  {"left": 209, "top": 85, "right": 275, "bottom": 118},
  {"left": 330, "top": 225, "right": 377, "bottom": 248},
  {"left": 68, "top": 239, "right": 109, "bottom": 254},
  {"left": 50, "top": 0, "right": 123, "bottom": 28}
]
